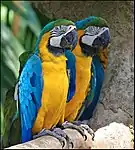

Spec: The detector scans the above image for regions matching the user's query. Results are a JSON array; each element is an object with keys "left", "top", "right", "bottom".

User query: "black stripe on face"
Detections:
[
  {"left": 79, "top": 35, "right": 99, "bottom": 57},
  {"left": 47, "top": 37, "right": 65, "bottom": 56}
]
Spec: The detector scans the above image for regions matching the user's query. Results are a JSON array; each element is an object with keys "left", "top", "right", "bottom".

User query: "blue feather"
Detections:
[
  {"left": 78, "top": 55, "right": 104, "bottom": 120},
  {"left": 65, "top": 50, "right": 76, "bottom": 102},
  {"left": 75, "top": 16, "right": 97, "bottom": 29},
  {"left": 18, "top": 54, "right": 43, "bottom": 143}
]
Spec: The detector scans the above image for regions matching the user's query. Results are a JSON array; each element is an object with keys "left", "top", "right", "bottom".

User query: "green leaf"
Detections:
[
  {"left": 1, "top": 23, "right": 26, "bottom": 103},
  {"left": 1, "top": 87, "right": 21, "bottom": 148},
  {"left": 1, "top": 23, "right": 26, "bottom": 147},
  {"left": 1, "top": 1, "right": 41, "bottom": 36}
]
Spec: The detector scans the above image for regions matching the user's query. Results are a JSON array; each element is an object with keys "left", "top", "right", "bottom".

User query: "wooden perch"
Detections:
[
  {"left": 6, "top": 128, "right": 93, "bottom": 149},
  {"left": 6, "top": 122, "right": 134, "bottom": 149}
]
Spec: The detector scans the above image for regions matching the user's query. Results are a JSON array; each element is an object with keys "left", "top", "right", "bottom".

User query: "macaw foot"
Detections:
[
  {"left": 33, "top": 127, "right": 73, "bottom": 148},
  {"left": 61, "top": 120, "right": 95, "bottom": 141},
  {"left": 74, "top": 120, "right": 95, "bottom": 141}
]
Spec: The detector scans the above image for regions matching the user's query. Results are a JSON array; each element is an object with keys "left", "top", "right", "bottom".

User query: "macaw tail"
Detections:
[{"left": 78, "top": 55, "right": 105, "bottom": 121}]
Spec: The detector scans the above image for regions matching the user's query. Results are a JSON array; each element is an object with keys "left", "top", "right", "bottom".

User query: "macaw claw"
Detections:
[
  {"left": 79, "top": 123, "right": 95, "bottom": 141},
  {"left": 52, "top": 128, "right": 74, "bottom": 148},
  {"left": 61, "top": 121, "right": 95, "bottom": 141},
  {"left": 33, "top": 127, "right": 73, "bottom": 148},
  {"left": 61, "top": 121, "right": 87, "bottom": 141},
  {"left": 72, "top": 120, "right": 95, "bottom": 141}
]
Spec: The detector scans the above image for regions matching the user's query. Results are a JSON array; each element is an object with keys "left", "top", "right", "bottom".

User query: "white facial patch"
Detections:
[
  {"left": 50, "top": 25, "right": 76, "bottom": 37},
  {"left": 49, "top": 35, "right": 63, "bottom": 48},
  {"left": 49, "top": 25, "right": 76, "bottom": 48},
  {"left": 81, "top": 26, "right": 109, "bottom": 46},
  {"left": 81, "top": 35, "right": 95, "bottom": 46},
  {"left": 64, "top": 25, "right": 76, "bottom": 36}
]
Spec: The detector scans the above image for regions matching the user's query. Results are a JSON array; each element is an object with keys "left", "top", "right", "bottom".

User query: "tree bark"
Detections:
[
  {"left": 6, "top": 122, "right": 134, "bottom": 149},
  {"left": 6, "top": 128, "right": 93, "bottom": 149}
]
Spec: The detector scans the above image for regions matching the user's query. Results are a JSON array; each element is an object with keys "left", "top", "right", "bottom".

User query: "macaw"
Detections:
[
  {"left": 60, "top": 16, "right": 110, "bottom": 136},
  {"left": 75, "top": 16, "right": 110, "bottom": 121},
  {"left": 2, "top": 19, "right": 78, "bottom": 148}
]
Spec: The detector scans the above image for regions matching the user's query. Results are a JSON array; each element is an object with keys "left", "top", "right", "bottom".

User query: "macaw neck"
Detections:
[
  {"left": 73, "top": 29, "right": 92, "bottom": 60},
  {"left": 38, "top": 32, "right": 67, "bottom": 63},
  {"left": 73, "top": 41, "right": 92, "bottom": 65},
  {"left": 72, "top": 29, "right": 93, "bottom": 100},
  {"left": 64, "top": 41, "right": 92, "bottom": 119}
]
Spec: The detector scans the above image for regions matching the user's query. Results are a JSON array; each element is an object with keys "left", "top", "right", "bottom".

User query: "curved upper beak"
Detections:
[
  {"left": 60, "top": 28, "right": 78, "bottom": 50},
  {"left": 92, "top": 29, "right": 111, "bottom": 49}
]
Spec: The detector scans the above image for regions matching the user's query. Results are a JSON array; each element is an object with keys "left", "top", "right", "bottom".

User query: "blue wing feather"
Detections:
[
  {"left": 65, "top": 50, "right": 76, "bottom": 102},
  {"left": 18, "top": 54, "right": 43, "bottom": 143},
  {"left": 78, "top": 55, "right": 104, "bottom": 120}
]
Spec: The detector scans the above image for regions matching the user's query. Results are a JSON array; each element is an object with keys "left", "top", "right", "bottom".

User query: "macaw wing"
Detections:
[
  {"left": 18, "top": 54, "right": 43, "bottom": 143},
  {"left": 75, "top": 61, "right": 97, "bottom": 120},
  {"left": 65, "top": 50, "right": 76, "bottom": 102},
  {"left": 77, "top": 55, "right": 105, "bottom": 121}
]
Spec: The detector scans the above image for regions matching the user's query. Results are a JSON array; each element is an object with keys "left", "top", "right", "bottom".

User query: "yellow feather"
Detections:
[
  {"left": 32, "top": 32, "right": 68, "bottom": 134},
  {"left": 64, "top": 30, "right": 92, "bottom": 121}
]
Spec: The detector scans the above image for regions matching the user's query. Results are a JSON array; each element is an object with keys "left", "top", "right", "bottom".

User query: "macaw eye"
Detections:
[
  {"left": 67, "top": 25, "right": 76, "bottom": 31},
  {"left": 55, "top": 26, "right": 59, "bottom": 30},
  {"left": 68, "top": 26, "right": 72, "bottom": 30}
]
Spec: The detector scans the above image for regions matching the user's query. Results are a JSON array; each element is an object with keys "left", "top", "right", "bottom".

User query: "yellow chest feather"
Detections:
[
  {"left": 65, "top": 30, "right": 92, "bottom": 119},
  {"left": 32, "top": 33, "right": 68, "bottom": 133}
]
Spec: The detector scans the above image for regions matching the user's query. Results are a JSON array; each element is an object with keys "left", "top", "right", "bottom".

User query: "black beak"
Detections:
[
  {"left": 60, "top": 29, "right": 77, "bottom": 50},
  {"left": 92, "top": 30, "right": 110, "bottom": 49},
  {"left": 80, "top": 42, "right": 99, "bottom": 57},
  {"left": 79, "top": 35, "right": 98, "bottom": 57},
  {"left": 80, "top": 29, "right": 110, "bottom": 57}
]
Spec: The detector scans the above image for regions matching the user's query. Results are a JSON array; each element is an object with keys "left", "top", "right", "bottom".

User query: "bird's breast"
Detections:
[
  {"left": 41, "top": 60, "right": 69, "bottom": 108},
  {"left": 75, "top": 56, "right": 92, "bottom": 99},
  {"left": 65, "top": 56, "right": 92, "bottom": 118}
]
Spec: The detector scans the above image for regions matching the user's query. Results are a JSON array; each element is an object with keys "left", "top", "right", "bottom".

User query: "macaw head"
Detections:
[
  {"left": 75, "top": 16, "right": 111, "bottom": 57},
  {"left": 35, "top": 19, "right": 78, "bottom": 56}
]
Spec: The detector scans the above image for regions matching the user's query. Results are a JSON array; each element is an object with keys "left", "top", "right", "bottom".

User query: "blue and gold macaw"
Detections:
[
  {"left": 61, "top": 17, "right": 110, "bottom": 134},
  {"left": 2, "top": 19, "right": 78, "bottom": 147},
  {"left": 76, "top": 16, "right": 110, "bottom": 121},
  {"left": 19, "top": 19, "right": 78, "bottom": 143}
]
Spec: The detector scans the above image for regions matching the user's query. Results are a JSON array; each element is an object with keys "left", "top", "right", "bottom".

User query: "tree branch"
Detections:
[
  {"left": 6, "top": 128, "right": 93, "bottom": 149},
  {"left": 6, "top": 122, "right": 134, "bottom": 149}
]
